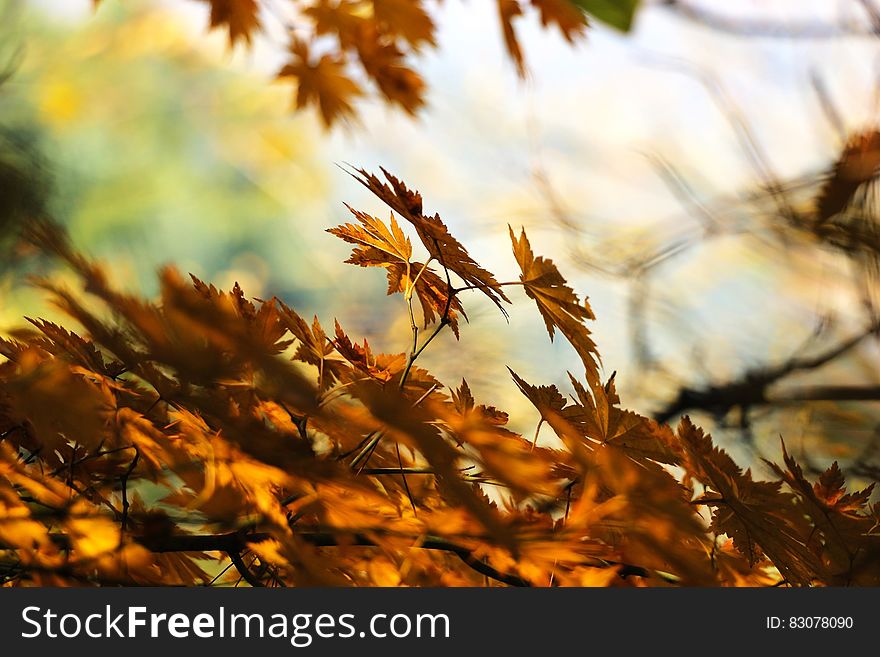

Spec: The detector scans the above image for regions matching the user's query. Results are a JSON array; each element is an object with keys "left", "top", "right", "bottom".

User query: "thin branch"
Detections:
[
  {"left": 656, "top": 0, "right": 878, "bottom": 38},
  {"left": 119, "top": 446, "right": 140, "bottom": 543},
  {"left": 228, "top": 551, "right": 267, "bottom": 587},
  {"left": 655, "top": 323, "right": 880, "bottom": 423}
]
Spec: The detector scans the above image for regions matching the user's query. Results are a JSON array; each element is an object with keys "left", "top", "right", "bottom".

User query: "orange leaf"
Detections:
[
  {"left": 349, "top": 168, "right": 510, "bottom": 315},
  {"left": 510, "top": 226, "right": 601, "bottom": 387},
  {"left": 203, "top": 0, "right": 261, "bottom": 46},
  {"left": 278, "top": 40, "right": 363, "bottom": 128},
  {"left": 530, "top": 0, "right": 590, "bottom": 42}
]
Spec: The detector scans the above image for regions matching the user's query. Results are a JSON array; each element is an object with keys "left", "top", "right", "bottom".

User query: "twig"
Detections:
[
  {"left": 119, "top": 446, "right": 140, "bottom": 543},
  {"left": 656, "top": 0, "right": 877, "bottom": 38}
]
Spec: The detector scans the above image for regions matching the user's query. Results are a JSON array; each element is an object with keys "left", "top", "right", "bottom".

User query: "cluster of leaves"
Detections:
[
  {"left": 90, "top": 0, "right": 639, "bottom": 127},
  {"left": 1, "top": 170, "right": 877, "bottom": 587}
]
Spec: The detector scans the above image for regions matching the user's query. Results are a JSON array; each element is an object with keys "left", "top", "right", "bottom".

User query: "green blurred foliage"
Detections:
[{"left": 0, "top": 0, "right": 330, "bottom": 326}]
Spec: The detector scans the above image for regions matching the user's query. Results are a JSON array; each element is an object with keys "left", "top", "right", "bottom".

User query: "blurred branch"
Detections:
[
  {"left": 771, "top": 384, "right": 880, "bottom": 403},
  {"left": 654, "top": 323, "right": 880, "bottom": 424},
  {"left": 655, "top": 0, "right": 879, "bottom": 38}
]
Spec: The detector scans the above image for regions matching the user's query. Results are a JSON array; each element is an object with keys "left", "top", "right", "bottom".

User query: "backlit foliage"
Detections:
[
  {"left": 88, "top": 0, "right": 640, "bottom": 127},
  {"left": 1, "top": 171, "right": 878, "bottom": 587}
]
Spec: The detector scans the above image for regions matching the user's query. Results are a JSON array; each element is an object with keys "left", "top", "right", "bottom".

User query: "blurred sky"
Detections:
[{"left": 10, "top": 0, "right": 880, "bottom": 457}]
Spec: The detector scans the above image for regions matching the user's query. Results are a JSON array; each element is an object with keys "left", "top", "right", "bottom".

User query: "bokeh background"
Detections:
[{"left": 3, "top": 0, "right": 880, "bottom": 485}]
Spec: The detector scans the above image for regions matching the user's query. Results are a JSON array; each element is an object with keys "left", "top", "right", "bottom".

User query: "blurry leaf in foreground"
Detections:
[{"left": 570, "top": 0, "right": 640, "bottom": 32}]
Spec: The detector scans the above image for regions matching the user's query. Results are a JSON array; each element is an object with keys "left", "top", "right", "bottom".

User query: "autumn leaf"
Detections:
[
  {"left": 451, "top": 379, "right": 509, "bottom": 426},
  {"left": 677, "top": 418, "right": 821, "bottom": 584},
  {"left": 329, "top": 206, "right": 413, "bottom": 264},
  {"left": 3, "top": 349, "right": 117, "bottom": 460},
  {"left": 386, "top": 261, "right": 466, "bottom": 337},
  {"left": 189, "top": 275, "right": 292, "bottom": 355},
  {"left": 329, "top": 206, "right": 465, "bottom": 336},
  {"left": 763, "top": 442, "right": 880, "bottom": 584},
  {"left": 815, "top": 130, "right": 880, "bottom": 222},
  {"left": 20, "top": 317, "right": 123, "bottom": 377},
  {"left": 566, "top": 373, "right": 680, "bottom": 466},
  {"left": 276, "top": 302, "right": 348, "bottom": 390},
  {"left": 372, "top": 0, "right": 437, "bottom": 50},
  {"left": 332, "top": 320, "right": 403, "bottom": 384},
  {"left": 531, "top": 0, "right": 590, "bottom": 42},
  {"left": 497, "top": 0, "right": 527, "bottom": 78},
  {"left": 357, "top": 42, "right": 427, "bottom": 114},
  {"left": 349, "top": 167, "right": 510, "bottom": 314},
  {"left": 202, "top": 0, "right": 261, "bottom": 45},
  {"left": 510, "top": 226, "right": 601, "bottom": 387},
  {"left": 5, "top": 184, "right": 880, "bottom": 589},
  {"left": 278, "top": 40, "right": 363, "bottom": 128},
  {"left": 813, "top": 461, "right": 874, "bottom": 512},
  {"left": 303, "top": 0, "right": 367, "bottom": 50}
]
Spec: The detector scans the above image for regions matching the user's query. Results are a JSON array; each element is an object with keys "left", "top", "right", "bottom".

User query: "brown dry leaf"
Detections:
[
  {"left": 21, "top": 318, "right": 122, "bottom": 377},
  {"left": 189, "top": 275, "right": 292, "bottom": 355},
  {"left": 329, "top": 206, "right": 413, "bottom": 264},
  {"left": 497, "top": 0, "right": 526, "bottom": 77},
  {"left": 530, "top": 0, "right": 590, "bottom": 42},
  {"left": 813, "top": 460, "right": 875, "bottom": 513},
  {"left": 348, "top": 168, "right": 510, "bottom": 314},
  {"left": 332, "top": 320, "right": 403, "bottom": 384},
  {"left": 357, "top": 42, "right": 427, "bottom": 114},
  {"left": 386, "top": 261, "right": 465, "bottom": 338},
  {"left": 372, "top": 0, "right": 436, "bottom": 49},
  {"left": 764, "top": 442, "right": 879, "bottom": 585},
  {"left": 451, "top": 379, "right": 508, "bottom": 425},
  {"left": 677, "top": 417, "right": 821, "bottom": 585},
  {"left": 276, "top": 302, "right": 349, "bottom": 390},
  {"left": 329, "top": 206, "right": 465, "bottom": 335},
  {"left": 509, "top": 368, "right": 595, "bottom": 471},
  {"left": 438, "top": 387, "right": 555, "bottom": 499},
  {"left": 203, "top": 0, "right": 261, "bottom": 46},
  {"left": 566, "top": 373, "right": 680, "bottom": 466},
  {"left": 3, "top": 349, "right": 116, "bottom": 460},
  {"left": 815, "top": 130, "right": 880, "bottom": 222},
  {"left": 510, "top": 227, "right": 601, "bottom": 387},
  {"left": 278, "top": 40, "right": 363, "bottom": 128}
]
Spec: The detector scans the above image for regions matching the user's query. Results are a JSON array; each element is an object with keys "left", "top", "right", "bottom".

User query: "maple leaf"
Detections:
[
  {"left": 20, "top": 317, "right": 123, "bottom": 377},
  {"left": 4, "top": 350, "right": 117, "bottom": 462},
  {"left": 349, "top": 167, "right": 510, "bottom": 314},
  {"left": 510, "top": 226, "right": 601, "bottom": 387},
  {"left": 372, "top": 0, "right": 437, "bottom": 50},
  {"left": 566, "top": 373, "right": 680, "bottom": 466},
  {"left": 358, "top": 42, "right": 427, "bottom": 114},
  {"left": 764, "top": 441, "right": 879, "bottom": 584},
  {"left": 276, "top": 302, "right": 348, "bottom": 390},
  {"left": 202, "top": 0, "right": 261, "bottom": 46},
  {"left": 813, "top": 461, "right": 874, "bottom": 512},
  {"left": 530, "top": 0, "right": 590, "bottom": 42},
  {"left": 508, "top": 368, "right": 596, "bottom": 470},
  {"left": 497, "top": 0, "right": 527, "bottom": 78},
  {"left": 329, "top": 205, "right": 413, "bottom": 264},
  {"left": 815, "top": 130, "right": 880, "bottom": 222},
  {"left": 189, "top": 276, "right": 293, "bottom": 356},
  {"left": 677, "top": 418, "right": 822, "bottom": 584},
  {"left": 440, "top": 384, "right": 547, "bottom": 499},
  {"left": 386, "top": 261, "right": 466, "bottom": 338},
  {"left": 330, "top": 206, "right": 466, "bottom": 336},
  {"left": 278, "top": 40, "right": 363, "bottom": 128},
  {"left": 451, "top": 379, "right": 509, "bottom": 425},
  {"left": 304, "top": 0, "right": 367, "bottom": 50},
  {"left": 332, "top": 320, "right": 400, "bottom": 384}
]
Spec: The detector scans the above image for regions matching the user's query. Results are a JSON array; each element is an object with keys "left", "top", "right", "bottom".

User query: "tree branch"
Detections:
[
  {"left": 655, "top": 324, "right": 880, "bottom": 423},
  {"left": 656, "top": 0, "right": 878, "bottom": 38}
]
